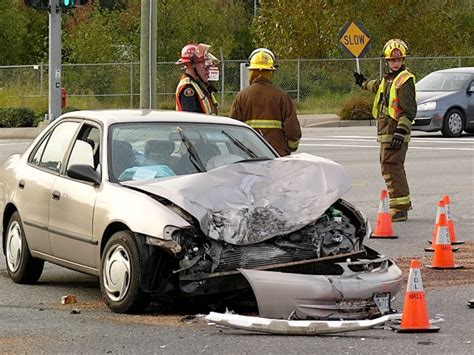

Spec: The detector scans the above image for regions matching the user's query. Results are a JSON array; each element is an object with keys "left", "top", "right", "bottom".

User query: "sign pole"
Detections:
[
  {"left": 356, "top": 57, "right": 360, "bottom": 74},
  {"left": 49, "top": 0, "right": 62, "bottom": 122}
]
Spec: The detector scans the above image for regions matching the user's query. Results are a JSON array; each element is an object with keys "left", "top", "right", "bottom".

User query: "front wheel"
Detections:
[
  {"left": 100, "top": 231, "right": 150, "bottom": 313},
  {"left": 5, "top": 211, "right": 44, "bottom": 284},
  {"left": 442, "top": 109, "right": 464, "bottom": 137}
]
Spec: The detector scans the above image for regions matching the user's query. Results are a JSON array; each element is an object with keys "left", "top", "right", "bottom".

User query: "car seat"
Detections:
[
  {"left": 111, "top": 140, "right": 135, "bottom": 179},
  {"left": 144, "top": 139, "right": 175, "bottom": 166}
]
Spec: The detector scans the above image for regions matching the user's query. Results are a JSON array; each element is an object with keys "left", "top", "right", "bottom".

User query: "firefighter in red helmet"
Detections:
[
  {"left": 175, "top": 43, "right": 219, "bottom": 114},
  {"left": 354, "top": 39, "right": 417, "bottom": 222}
]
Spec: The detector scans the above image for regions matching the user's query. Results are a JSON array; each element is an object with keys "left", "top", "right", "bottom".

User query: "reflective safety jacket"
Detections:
[
  {"left": 175, "top": 75, "right": 218, "bottom": 115},
  {"left": 229, "top": 77, "right": 301, "bottom": 156},
  {"left": 363, "top": 68, "right": 416, "bottom": 143}
]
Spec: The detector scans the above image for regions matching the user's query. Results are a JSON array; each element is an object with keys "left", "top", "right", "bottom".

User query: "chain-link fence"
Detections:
[{"left": 1, "top": 56, "right": 473, "bottom": 109}]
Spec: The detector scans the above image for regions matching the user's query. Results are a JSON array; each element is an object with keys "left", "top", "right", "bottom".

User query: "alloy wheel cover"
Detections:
[
  {"left": 103, "top": 245, "right": 131, "bottom": 302},
  {"left": 448, "top": 113, "right": 462, "bottom": 134},
  {"left": 6, "top": 221, "right": 22, "bottom": 273}
]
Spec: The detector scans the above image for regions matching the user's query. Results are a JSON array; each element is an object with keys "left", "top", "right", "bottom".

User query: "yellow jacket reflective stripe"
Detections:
[
  {"left": 287, "top": 139, "right": 300, "bottom": 149},
  {"left": 372, "top": 70, "right": 416, "bottom": 120},
  {"left": 244, "top": 119, "right": 283, "bottom": 129}
]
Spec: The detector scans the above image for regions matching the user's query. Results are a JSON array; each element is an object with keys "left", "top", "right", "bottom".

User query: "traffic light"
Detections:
[
  {"left": 23, "top": 0, "right": 49, "bottom": 10},
  {"left": 61, "top": 0, "right": 89, "bottom": 10},
  {"left": 61, "top": 0, "right": 76, "bottom": 9}
]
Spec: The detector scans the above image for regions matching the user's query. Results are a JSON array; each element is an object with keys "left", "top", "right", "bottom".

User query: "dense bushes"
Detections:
[
  {"left": 338, "top": 93, "right": 373, "bottom": 120},
  {"left": 0, "top": 108, "right": 39, "bottom": 127}
]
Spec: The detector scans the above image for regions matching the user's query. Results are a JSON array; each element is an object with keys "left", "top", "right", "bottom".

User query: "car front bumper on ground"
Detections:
[
  {"left": 239, "top": 255, "right": 402, "bottom": 320},
  {"left": 412, "top": 111, "right": 444, "bottom": 132}
]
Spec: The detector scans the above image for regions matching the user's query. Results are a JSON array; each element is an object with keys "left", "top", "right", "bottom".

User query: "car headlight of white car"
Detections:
[{"left": 417, "top": 101, "right": 436, "bottom": 111}]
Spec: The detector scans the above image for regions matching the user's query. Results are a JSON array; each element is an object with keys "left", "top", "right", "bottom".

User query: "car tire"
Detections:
[
  {"left": 442, "top": 109, "right": 464, "bottom": 137},
  {"left": 5, "top": 211, "right": 44, "bottom": 284},
  {"left": 100, "top": 231, "right": 150, "bottom": 313}
]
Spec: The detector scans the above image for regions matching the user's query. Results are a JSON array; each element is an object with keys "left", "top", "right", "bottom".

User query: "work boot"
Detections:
[{"left": 390, "top": 210, "right": 408, "bottom": 222}]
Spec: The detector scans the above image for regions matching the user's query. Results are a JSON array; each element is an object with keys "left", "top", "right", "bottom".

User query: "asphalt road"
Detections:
[{"left": 1, "top": 127, "right": 473, "bottom": 353}]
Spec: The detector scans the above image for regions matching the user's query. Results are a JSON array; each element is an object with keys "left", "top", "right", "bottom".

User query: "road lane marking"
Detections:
[{"left": 300, "top": 143, "right": 474, "bottom": 151}]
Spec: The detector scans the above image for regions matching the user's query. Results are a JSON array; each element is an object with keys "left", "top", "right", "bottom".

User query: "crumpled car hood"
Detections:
[{"left": 123, "top": 153, "right": 351, "bottom": 245}]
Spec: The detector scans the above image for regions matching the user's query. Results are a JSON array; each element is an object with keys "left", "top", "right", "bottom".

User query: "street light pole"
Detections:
[
  {"left": 140, "top": 0, "right": 157, "bottom": 109},
  {"left": 49, "top": 0, "right": 62, "bottom": 121}
]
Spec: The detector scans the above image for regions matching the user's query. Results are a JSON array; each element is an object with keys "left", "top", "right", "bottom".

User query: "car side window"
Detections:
[
  {"left": 30, "top": 134, "right": 50, "bottom": 166},
  {"left": 38, "top": 121, "right": 80, "bottom": 173},
  {"left": 67, "top": 126, "right": 101, "bottom": 171}
]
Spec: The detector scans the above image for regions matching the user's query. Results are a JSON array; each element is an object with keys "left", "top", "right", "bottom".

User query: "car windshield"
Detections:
[
  {"left": 416, "top": 72, "right": 471, "bottom": 92},
  {"left": 109, "top": 122, "right": 277, "bottom": 182}
]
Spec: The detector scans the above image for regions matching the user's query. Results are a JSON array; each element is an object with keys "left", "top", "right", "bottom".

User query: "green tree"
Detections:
[
  {"left": 253, "top": 0, "right": 473, "bottom": 59},
  {"left": 0, "top": 1, "right": 48, "bottom": 65}
]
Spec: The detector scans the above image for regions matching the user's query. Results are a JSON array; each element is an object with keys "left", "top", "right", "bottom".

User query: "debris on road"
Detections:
[
  {"left": 61, "top": 294, "right": 77, "bottom": 305},
  {"left": 206, "top": 312, "right": 401, "bottom": 335}
]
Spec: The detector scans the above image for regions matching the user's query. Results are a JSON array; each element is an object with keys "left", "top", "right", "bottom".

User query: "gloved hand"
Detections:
[
  {"left": 391, "top": 128, "right": 406, "bottom": 149},
  {"left": 353, "top": 72, "right": 367, "bottom": 87}
]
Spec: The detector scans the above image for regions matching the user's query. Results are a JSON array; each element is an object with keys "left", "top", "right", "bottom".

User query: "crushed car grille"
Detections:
[{"left": 215, "top": 242, "right": 318, "bottom": 272}]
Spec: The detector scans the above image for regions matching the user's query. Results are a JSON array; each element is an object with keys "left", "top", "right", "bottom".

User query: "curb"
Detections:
[
  {"left": 0, "top": 127, "right": 42, "bottom": 140},
  {"left": 305, "top": 119, "right": 375, "bottom": 128}
]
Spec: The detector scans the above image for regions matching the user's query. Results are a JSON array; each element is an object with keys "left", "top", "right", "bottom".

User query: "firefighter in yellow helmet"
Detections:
[
  {"left": 354, "top": 39, "right": 417, "bottom": 222},
  {"left": 175, "top": 43, "right": 219, "bottom": 114},
  {"left": 229, "top": 48, "right": 301, "bottom": 156}
]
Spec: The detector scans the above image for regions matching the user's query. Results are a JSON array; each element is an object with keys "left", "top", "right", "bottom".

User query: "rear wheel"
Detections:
[
  {"left": 100, "top": 231, "right": 150, "bottom": 313},
  {"left": 442, "top": 109, "right": 464, "bottom": 137},
  {"left": 5, "top": 211, "right": 44, "bottom": 284}
]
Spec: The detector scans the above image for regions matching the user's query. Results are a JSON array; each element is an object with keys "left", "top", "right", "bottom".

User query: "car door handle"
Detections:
[
  {"left": 52, "top": 191, "right": 61, "bottom": 200},
  {"left": 18, "top": 180, "right": 25, "bottom": 189}
]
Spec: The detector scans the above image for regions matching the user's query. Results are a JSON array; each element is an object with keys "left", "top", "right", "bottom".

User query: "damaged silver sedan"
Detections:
[{"left": 0, "top": 110, "right": 402, "bottom": 318}]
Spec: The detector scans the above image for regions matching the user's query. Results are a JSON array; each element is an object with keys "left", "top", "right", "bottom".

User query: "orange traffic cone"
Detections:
[
  {"left": 443, "top": 195, "right": 464, "bottom": 245},
  {"left": 427, "top": 213, "right": 463, "bottom": 269},
  {"left": 370, "top": 189, "right": 397, "bottom": 239},
  {"left": 425, "top": 199, "right": 459, "bottom": 252},
  {"left": 391, "top": 260, "right": 440, "bottom": 332}
]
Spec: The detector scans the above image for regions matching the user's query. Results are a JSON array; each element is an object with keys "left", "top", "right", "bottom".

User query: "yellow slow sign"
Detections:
[{"left": 339, "top": 21, "right": 371, "bottom": 58}]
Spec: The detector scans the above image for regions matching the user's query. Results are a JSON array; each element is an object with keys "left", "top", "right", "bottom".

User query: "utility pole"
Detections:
[
  {"left": 140, "top": 0, "right": 157, "bottom": 109},
  {"left": 49, "top": 0, "right": 62, "bottom": 121}
]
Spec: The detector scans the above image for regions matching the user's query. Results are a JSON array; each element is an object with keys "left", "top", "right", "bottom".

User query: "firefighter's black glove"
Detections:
[
  {"left": 353, "top": 72, "right": 367, "bottom": 87},
  {"left": 391, "top": 129, "right": 406, "bottom": 149}
]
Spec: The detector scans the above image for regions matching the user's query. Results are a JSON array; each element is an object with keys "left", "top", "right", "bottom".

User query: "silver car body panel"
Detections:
[
  {"left": 239, "top": 258, "right": 403, "bottom": 320},
  {"left": 123, "top": 153, "right": 351, "bottom": 245},
  {"left": 206, "top": 312, "right": 402, "bottom": 335}
]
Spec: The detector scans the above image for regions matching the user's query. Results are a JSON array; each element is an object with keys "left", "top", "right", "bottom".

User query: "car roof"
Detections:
[
  {"left": 59, "top": 109, "right": 248, "bottom": 128},
  {"left": 431, "top": 67, "right": 474, "bottom": 74}
]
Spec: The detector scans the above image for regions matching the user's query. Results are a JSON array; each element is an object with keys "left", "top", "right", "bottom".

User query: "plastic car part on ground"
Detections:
[{"left": 206, "top": 311, "right": 402, "bottom": 335}]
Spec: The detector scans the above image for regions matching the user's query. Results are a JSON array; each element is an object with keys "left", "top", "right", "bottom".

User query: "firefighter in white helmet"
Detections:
[
  {"left": 354, "top": 39, "right": 417, "bottom": 222},
  {"left": 229, "top": 48, "right": 301, "bottom": 156},
  {"left": 175, "top": 43, "right": 219, "bottom": 114}
]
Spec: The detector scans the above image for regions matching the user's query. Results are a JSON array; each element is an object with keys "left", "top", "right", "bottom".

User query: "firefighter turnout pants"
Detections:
[{"left": 380, "top": 142, "right": 411, "bottom": 212}]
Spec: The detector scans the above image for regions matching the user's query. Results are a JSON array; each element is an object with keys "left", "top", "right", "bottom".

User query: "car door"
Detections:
[
  {"left": 48, "top": 123, "right": 102, "bottom": 268},
  {"left": 16, "top": 121, "right": 80, "bottom": 256}
]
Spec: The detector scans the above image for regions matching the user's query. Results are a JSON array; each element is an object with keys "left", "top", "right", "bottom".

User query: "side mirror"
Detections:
[
  {"left": 67, "top": 164, "right": 101, "bottom": 185},
  {"left": 468, "top": 84, "right": 474, "bottom": 94}
]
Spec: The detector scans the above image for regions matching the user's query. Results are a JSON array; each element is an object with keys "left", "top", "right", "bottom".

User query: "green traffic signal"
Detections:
[{"left": 61, "top": 0, "right": 76, "bottom": 9}]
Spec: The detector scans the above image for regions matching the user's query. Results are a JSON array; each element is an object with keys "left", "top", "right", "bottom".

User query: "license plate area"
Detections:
[{"left": 373, "top": 292, "right": 391, "bottom": 315}]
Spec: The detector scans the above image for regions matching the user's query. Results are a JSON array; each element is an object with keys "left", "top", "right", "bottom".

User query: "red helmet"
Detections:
[{"left": 176, "top": 43, "right": 214, "bottom": 65}]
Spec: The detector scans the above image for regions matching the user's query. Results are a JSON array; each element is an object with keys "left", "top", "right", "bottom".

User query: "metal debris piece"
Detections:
[{"left": 206, "top": 312, "right": 401, "bottom": 335}]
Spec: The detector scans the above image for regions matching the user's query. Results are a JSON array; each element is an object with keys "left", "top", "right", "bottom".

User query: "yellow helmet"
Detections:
[
  {"left": 248, "top": 49, "right": 276, "bottom": 71},
  {"left": 382, "top": 39, "right": 409, "bottom": 59}
]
